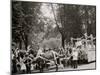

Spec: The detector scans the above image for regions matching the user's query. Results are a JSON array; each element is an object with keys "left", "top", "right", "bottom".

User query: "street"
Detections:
[{"left": 31, "top": 62, "right": 96, "bottom": 73}]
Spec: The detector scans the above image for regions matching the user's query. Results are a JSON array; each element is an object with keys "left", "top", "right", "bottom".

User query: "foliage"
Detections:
[
  {"left": 12, "top": 1, "right": 44, "bottom": 50},
  {"left": 52, "top": 4, "right": 96, "bottom": 48},
  {"left": 12, "top": 1, "right": 96, "bottom": 50}
]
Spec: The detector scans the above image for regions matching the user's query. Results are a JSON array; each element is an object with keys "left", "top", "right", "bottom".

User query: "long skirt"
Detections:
[{"left": 21, "top": 63, "right": 26, "bottom": 71}]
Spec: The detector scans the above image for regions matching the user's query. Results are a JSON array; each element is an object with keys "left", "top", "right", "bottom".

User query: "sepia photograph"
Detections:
[{"left": 11, "top": 0, "right": 96, "bottom": 74}]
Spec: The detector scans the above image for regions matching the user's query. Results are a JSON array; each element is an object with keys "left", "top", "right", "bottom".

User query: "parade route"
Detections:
[
  {"left": 11, "top": 1, "right": 96, "bottom": 74},
  {"left": 31, "top": 62, "right": 96, "bottom": 73}
]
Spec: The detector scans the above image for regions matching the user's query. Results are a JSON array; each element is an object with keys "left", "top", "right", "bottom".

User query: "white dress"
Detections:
[
  {"left": 20, "top": 58, "right": 26, "bottom": 70},
  {"left": 21, "top": 62, "right": 26, "bottom": 70},
  {"left": 31, "top": 64, "right": 35, "bottom": 70},
  {"left": 72, "top": 51, "right": 78, "bottom": 60}
]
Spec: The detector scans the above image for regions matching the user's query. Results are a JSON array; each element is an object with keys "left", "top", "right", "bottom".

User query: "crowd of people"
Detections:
[
  {"left": 12, "top": 44, "right": 86, "bottom": 74},
  {"left": 12, "top": 34, "right": 96, "bottom": 74}
]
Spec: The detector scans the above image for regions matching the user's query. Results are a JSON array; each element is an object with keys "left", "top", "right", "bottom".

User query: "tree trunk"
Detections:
[
  {"left": 24, "top": 34, "right": 28, "bottom": 50},
  {"left": 62, "top": 35, "right": 65, "bottom": 49},
  {"left": 19, "top": 40, "right": 22, "bottom": 49}
]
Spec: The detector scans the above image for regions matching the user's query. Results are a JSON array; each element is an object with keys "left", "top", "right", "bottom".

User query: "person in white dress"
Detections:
[
  {"left": 72, "top": 47, "right": 78, "bottom": 68},
  {"left": 20, "top": 56, "right": 26, "bottom": 73}
]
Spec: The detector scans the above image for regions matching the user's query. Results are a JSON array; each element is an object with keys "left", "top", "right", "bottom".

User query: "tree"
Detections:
[
  {"left": 79, "top": 5, "right": 96, "bottom": 37},
  {"left": 12, "top": 1, "right": 44, "bottom": 50},
  {"left": 51, "top": 4, "right": 96, "bottom": 48},
  {"left": 51, "top": 4, "right": 83, "bottom": 48}
]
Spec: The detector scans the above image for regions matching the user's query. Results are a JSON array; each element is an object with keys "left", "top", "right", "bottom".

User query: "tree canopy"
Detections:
[{"left": 12, "top": 1, "right": 96, "bottom": 50}]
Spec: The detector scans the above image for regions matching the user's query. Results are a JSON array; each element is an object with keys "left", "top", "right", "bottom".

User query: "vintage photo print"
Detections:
[{"left": 11, "top": 0, "right": 96, "bottom": 74}]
